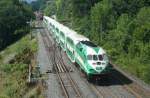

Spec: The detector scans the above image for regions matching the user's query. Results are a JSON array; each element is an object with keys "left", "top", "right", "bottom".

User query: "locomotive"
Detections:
[{"left": 43, "top": 16, "right": 112, "bottom": 81}]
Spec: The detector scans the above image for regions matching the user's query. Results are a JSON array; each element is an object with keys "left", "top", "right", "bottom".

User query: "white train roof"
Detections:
[
  {"left": 59, "top": 24, "right": 70, "bottom": 35},
  {"left": 44, "top": 16, "right": 59, "bottom": 28},
  {"left": 67, "top": 33, "right": 89, "bottom": 45},
  {"left": 54, "top": 20, "right": 77, "bottom": 37}
]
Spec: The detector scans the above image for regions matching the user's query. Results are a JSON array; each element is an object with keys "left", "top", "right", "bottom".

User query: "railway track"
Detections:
[
  {"left": 55, "top": 52, "right": 82, "bottom": 98},
  {"left": 76, "top": 67, "right": 114, "bottom": 98},
  {"left": 82, "top": 67, "right": 143, "bottom": 98},
  {"left": 40, "top": 26, "right": 82, "bottom": 98},
  {"left": 112, "top": 64, "right": 150, "bottom": 98}
]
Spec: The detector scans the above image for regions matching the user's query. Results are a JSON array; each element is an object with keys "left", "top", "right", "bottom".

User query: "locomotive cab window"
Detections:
[
  {"left": 98, "top": 55, "right": 103, "bottom": 60},
  {"left": 87, "top": 55, "right": 92, "bottom": 60},
  {"left": 93, "top": 55, "right": 98, "bottom": 60},
  {"left": 60, "top": 31, "right": 64, "bottom": 38}
]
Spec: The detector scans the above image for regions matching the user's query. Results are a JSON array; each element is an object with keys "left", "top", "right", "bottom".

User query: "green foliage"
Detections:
[
  {"left": 90, "top": 0, "right": 114, "bottom": 44},
  {"left": 44, "top": 1, "right": 56, "bottom": 16},
  {"left": 0, "top": 34, "right": 38, "bottom": 98},
  {"left": 30, "top": 0, "right": 47, "bottom": 11},
  {"left": 0, "top": 0, "right": 34, "bottom": 51},
  {"left": 1, "top": 64, "right": 27, "bottom": 73},
  {"left": 0, "top": 34, "right": 37, "bottom": 64},
  {"left": 0, "top": 63, "right": 28, "bottom": 98}
]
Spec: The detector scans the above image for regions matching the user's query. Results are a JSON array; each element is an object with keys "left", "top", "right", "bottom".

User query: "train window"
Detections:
[
  {"left": 61, "top": 32, "right": 64, "bottom": 37},
  {"left": 93, "top": 55, "right": 98, "bottom": 60},
  {"left": 98, "top": 55, "right": 103, "bottom": 60},
  {"left": 56, "top": 28, "right": 59, "bottom": 32},
  {"left": 67, "top": 38, "right": 73, "bottom": 46},
  {"left": 87, "top": 55, "right": 92, "bottom": 60}
]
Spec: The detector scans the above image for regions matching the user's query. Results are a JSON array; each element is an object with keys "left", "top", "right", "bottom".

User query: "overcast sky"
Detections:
[{"left": 25, "top": 0, "right": 37, "bottom": 3}]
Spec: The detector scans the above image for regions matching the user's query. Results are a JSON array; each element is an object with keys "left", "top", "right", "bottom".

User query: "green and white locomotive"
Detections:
[{"left": 43, "top": 16, "right": 112, "bottom": 80}]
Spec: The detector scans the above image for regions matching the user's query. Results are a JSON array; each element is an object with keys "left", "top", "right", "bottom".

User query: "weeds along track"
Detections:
[{"left": 40, "top": 28, "right": 82, "bottom": 98}]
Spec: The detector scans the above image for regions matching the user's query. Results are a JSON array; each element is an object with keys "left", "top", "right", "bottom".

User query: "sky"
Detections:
[{"left": 24, "top": 0, "right": 37, "bottom": 3}]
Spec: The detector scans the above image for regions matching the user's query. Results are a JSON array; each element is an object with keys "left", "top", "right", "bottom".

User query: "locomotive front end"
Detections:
[{"left": 86, "top": 47, "right": 112, "bottom": 77}]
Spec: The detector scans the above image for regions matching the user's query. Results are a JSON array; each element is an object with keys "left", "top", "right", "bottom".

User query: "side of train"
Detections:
[{"left": 43, "top": 16, "right": 111, "bottom": 80}]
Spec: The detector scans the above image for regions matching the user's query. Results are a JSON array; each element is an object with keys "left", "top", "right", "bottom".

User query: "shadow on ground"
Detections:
[{"left": 91, "top": 68, "right": 133, "bottom": 86}]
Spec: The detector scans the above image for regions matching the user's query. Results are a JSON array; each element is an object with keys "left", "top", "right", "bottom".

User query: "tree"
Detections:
[
  {"left": 0, "top": 0, "right": 33, "bottom": 50},
  {"left": 90, "top": 0, "right": 113, "bottom": 44},
  {"left": 44, "top": 0, "right": 56, "bottom": 16}
]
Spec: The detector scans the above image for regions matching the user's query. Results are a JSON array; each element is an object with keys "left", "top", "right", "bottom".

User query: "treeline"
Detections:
[
  {"left": 42, "top": 0, "right": 150, "bottom": 83},
  {"left": 30, "top": 0, "right": 47, "bottom": 11},
  {"left": 0, "top": 0, "right": 34, "bottom": 51}
]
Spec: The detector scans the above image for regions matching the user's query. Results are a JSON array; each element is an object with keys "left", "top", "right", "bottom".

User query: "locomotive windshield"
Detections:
[
  {"left": 81, "top": 41, "right": 97, "bottom": 47},
  {"left": 87, "top": 54, "right": 104, "bottom": 61},
  {"left": 98, "top": 55, "right": 103, "bottom": 60},
  {"left": 87, "top": 55, "right": 92, "bottom": 60},
  {"left": 93, "top": 55, "right": 98, "bottom": 60}
]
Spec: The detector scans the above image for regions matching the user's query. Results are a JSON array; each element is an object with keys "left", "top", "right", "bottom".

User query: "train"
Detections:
[
  {"left": 35, "top": 11, "right": 43, "bottom": 20},
  {"left": 43, "top": 16, "right": 112, "bottom": 81}
]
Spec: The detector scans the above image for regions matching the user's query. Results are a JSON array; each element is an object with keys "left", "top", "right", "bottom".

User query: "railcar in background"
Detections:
[{"left": 35, "top": 11, "right": 43, "bottom": 21}]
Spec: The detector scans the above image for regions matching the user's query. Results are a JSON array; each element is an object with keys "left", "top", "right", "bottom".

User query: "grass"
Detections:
[
  {"left": 0, "top": 34, "right": 43, "bottom": 98},
  {"left": 0, "top": 35, "right": 37, "bottom": 64}
]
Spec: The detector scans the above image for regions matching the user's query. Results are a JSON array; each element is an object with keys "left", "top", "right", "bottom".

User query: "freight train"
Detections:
[{"left": 43, "top": 16, "right": 112, "bottom": 81}]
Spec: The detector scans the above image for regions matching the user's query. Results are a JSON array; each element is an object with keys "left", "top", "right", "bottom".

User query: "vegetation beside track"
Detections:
[{"left": 0, "top": 35, "right": 44, "bottom": 98}]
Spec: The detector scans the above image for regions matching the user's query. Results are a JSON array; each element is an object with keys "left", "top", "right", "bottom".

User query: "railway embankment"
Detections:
[{"left": 0, "top": 32, "right": 44, "bottom": 98}]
